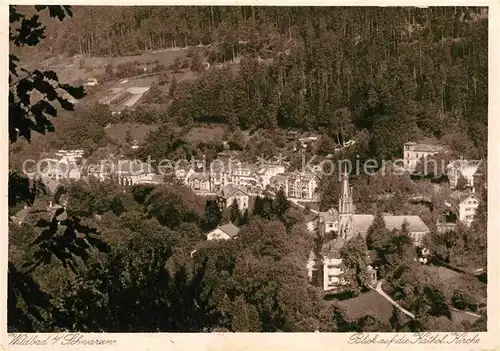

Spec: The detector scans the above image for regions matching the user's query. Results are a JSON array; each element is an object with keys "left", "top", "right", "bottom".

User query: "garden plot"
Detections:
[{"left": 100, "top": 86, "right": 150, "bottom": 111}]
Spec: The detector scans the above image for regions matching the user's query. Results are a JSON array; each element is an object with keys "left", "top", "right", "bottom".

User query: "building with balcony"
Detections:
[{"left": 403, "top": 141, "right": 447, "bottom": 172}]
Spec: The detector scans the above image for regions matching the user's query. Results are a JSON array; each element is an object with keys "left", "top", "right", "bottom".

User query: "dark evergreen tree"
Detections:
[
  {"left": 230, "top": 295, "right": 261, "bottom": 332},
  {"left": 273, "top": 188, "right": 290, "bottom": 219},
  {"left": 240, "top": 209, "right": 249, "bottom": 226},
  {"left": 229, "top": 198, "right": 240, "bottom": 224},
  {"left": 252, "top": 196, "right": 263, "bottom": 216},
  {"left": 366, "top": 211, "right": 387, "bottom": 250},
  {"left": 253, "top": 196, "right": 275, "bottom": 220},
  {"left": 169, "top": 76, "right": 177, "bottom": 98},
  {"left": 125, "top": 128, "right": 133, "bottom": 144},
  {"left": 340, "top": 234, "right": 371, "bottom": 290},
  {"left": 204, "top": 199, "right": 222, "bottom": 230}
]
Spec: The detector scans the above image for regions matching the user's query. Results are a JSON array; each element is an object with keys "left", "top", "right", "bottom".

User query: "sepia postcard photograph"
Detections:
[{"left": 3, "top": 2, "right": 499, "bottom": 349}]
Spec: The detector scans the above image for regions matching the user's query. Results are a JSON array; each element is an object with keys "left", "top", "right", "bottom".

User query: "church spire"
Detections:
[
  {"left": 339, "top": 171, "right": 353, "bottom": 215},
  {"left": 338, "top": 170, "right": 355, "bottom": 240}
]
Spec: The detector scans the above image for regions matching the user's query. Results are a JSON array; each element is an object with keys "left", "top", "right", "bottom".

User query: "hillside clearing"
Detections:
[{"left": 105, "top": 123, "right": 160, "bottom": 144}]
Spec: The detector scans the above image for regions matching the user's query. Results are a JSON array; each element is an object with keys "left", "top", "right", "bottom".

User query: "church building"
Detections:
[
  {"left": 307, "top": 173, "right": 429, "bottom": 292},
  {"left": 317, "top": 174, "right": 429, "bottom": 244}
]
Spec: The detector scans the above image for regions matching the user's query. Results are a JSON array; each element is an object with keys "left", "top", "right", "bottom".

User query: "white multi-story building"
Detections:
[
  {"left": 449, "top": 190, "right": 480, "bottom": 226},
  {"left": 114, "top": 159, "right": 155, "bottom": 186},
  {"left": 287, "top": 171, "right": 319, "bottom": 201},
  {"left": 269, "top": 171, "right": 319, "bottom": 201},
  {"left": 231, "top": 163, "right": 258, "bottom": 191},
  {"left": 256, "top": 164, "right": 286, "bottom": 188},
  {"left": 187, "top": 172, "right": 211, "bottom": 195},
  {"left": 320, "top": 240, "right": 348, "bottom": 291},
  {"left": 306, "top": 238, "right": 377, "bottom": 292},
  {"left": 209, "top": 159, "right": 233, "bottom": 193},
  {"left": 217, "top": 184, "right": 250, "bottom": 211}
]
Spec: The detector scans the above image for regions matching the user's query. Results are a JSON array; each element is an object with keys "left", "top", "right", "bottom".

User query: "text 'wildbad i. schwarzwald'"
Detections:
[{"left": 9, "top": 333, "right": 117, "bottom": 346}]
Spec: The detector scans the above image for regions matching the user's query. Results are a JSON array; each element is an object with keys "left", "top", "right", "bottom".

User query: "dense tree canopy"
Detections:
[
  {"left": 10, "top": 5, "right": 86, "bottom": 143},
  {"left": 14, "top": 6, "right": 488, "bottom": 159}
]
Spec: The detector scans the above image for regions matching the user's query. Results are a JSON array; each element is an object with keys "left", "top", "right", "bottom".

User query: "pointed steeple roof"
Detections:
[{"left": 339, "top": 171, "right": 354, "bottom": 215}]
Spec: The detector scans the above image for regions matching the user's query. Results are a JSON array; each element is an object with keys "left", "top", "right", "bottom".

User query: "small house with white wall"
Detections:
[
  {"left": 131, "top": 140, "right": 140, "bottom": 150},
  {"left": 84, "top": 77, "right": 98, "bottom": 86}
]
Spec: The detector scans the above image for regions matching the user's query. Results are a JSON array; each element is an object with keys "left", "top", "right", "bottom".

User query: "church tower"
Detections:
[{"left": 338, "top": 172, "right": 355, "bottom": 240}]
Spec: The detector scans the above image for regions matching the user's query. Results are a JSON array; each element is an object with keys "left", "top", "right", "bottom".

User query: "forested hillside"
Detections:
[{"left": 17, "top": 6, "right": 488, "bottom": 159}]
